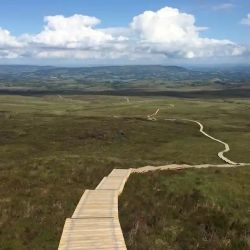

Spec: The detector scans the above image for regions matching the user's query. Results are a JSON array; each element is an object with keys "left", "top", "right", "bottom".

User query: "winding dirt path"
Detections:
[
  {"left": 181, "top": 119, "right": 237, "bottom": 165},
  {"left": 148, "top": 109, "right": 238, "bottom": 165},
  {"left": 124, "top": 97, "right": 130, "bottom": 103},
  {"left": 147, "top": 108, "right": 160, "bottom": 121},
  {"left": 132, "top": 163, "right": 239, "bottom": 173}
]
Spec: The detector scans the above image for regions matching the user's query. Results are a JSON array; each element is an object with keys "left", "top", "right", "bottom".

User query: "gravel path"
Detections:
[
  {"left": 181, "top": 119, "right": 237, "bottom": 165},
  {"left": 148, "top": 108, "right": 238, "bottom": 165}
]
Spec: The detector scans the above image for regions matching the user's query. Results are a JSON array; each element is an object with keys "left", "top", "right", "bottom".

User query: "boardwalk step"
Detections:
[
  {"left": 108, "top": 169, "right": 131, "bottom": 178},
  {"left": 58, "top": 169, "right": 131, "bottom": 249},
  {"left": 72, "top": 190, "right": 118, "bottom": 218},
  {"left": 58, "top": 218, "right": 126, "bottom": 250},
  {"left": 96, "top": 176, "right": 127, "bottom": 194}
]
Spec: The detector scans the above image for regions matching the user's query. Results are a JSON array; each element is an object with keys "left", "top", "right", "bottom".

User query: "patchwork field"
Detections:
[{"left": 0, "top": 94, "right": 250, "bottom": 249}]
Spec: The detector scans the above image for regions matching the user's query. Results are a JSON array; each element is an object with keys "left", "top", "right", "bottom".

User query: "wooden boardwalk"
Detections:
[
  {"left": 58, "top": 164, "right": 245, "bottom": 249},
  {"left": 58, "top": 169, "right": 131, "bottom": 250}
]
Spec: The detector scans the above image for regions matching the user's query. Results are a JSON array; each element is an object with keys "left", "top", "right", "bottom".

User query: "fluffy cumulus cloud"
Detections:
[
  {"left": 19, "top": 14, "right": 129, "bottom": 59},
  {"left": 241, "top": 14, "right": 250, "bottom": 26},
  {"left": 130, "top": 7, "right": 244, "bottom": 59},
  {"left": 31, "top": 15, "right": 113, "bottom": 47},
  {"left": 0, "top": 27, "right": 23, "bottom": 58},
  {"left": 0, "top": 7, "right": 247, "bottom": 61}
]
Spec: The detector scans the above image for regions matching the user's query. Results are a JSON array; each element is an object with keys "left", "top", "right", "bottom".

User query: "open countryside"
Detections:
[
  {"left": 1, "top": 92, "right": 250, "bottom": 249},
  {"left": 1, "top": 0, "right": 250, "bottom": 249}
]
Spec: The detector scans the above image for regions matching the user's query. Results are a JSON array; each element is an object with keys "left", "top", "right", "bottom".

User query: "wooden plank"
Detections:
[
  {"left": 58, "top": 218, "right": 127, "bottom": 250},
  {"left": 96, "top": 176, "right": 127, "bottom": 194},
  {"left": 72, "top": 190, "right": 118, "bottom": 218},
  {"left": 58, "top": 168, "right": 131, "bottom": 250},
  {"left": 108, "top": 169, "right": 131, "bottom": 179}
]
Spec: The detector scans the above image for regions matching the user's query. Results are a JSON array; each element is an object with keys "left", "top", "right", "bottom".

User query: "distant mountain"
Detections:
[
  {"left": 0, "top": 65, "right": 191, "bottom": 87},
  {"left": 0, "top": 64, "right": 187, "bottom": 72},
  {"left": 0, "top": 64, "right": 189, "bottom": 78},
  {"left": 0, "top": 65, "right": 53, "bottom": 74},
  {"left": 31, "top": 65, "right": 190, "bottom": 81},
  {"left": 0, "top": 65, "right": 249, "bottom": 90}
]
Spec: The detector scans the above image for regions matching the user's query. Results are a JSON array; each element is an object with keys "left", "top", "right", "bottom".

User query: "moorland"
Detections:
[{"left": 0, "top": 65, "right": 250, "bottom": 249}]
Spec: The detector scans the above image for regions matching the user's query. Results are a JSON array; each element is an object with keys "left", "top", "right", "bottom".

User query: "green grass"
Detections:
[
  {"left": 119, "top": 167, "right": 250, "bottom": 250},
  {"left": 0, "top": 94, "right": 250, "bottom": 249}
]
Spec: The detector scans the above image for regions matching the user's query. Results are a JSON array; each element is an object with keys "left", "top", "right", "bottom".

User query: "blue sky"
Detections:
[{"left": 0, "top": 0, "right": 249, "bottom": 65}]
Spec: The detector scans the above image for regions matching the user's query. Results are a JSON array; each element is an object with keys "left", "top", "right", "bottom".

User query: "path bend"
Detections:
[
  {"left": 148, "top": 108, "right": 237, "bottom": 165},
  {"left": 181, "top": 119, "right": 237, "bottom": 165},
  {"left": 58, "top": 109, "right": 247, "bottom": 249}
]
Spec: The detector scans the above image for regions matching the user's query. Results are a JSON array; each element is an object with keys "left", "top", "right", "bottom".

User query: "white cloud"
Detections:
[
  {"left": 130, "top": 7, "right": 243, "bottom": 59},
  {"left": 0, "top": 27, "right": 23, "bottom": 58},
  {"left": 212, "top": 3, "right": 234, "bottom": 11},
  {"left": 0, "top": 7, "right": 247, "bottom": 61},
  {"left": 0, "top": 28, "right": 19, "bottom": 47},
  {"left": 131, "top": 7, "right": 200, "bottom": 43},
  {"left": 28, "top": 14, "right": 114, "bottom": 48},
  {"left": 18, "top": 14, "right": 130, "bottom": 59},
  {"left": 241, "top": 14, "right": 250, "bottom": 26}
]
